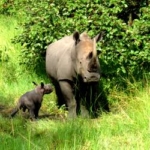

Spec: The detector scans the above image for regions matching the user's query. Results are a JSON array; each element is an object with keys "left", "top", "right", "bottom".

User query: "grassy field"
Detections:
[{"left": 0, "top": 15, "right": 150, "bottom": 150}]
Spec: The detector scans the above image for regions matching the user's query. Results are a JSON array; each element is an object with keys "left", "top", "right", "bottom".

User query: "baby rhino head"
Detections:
[{"left": 33, "top": 81, "right": 53, "bottom": 95}]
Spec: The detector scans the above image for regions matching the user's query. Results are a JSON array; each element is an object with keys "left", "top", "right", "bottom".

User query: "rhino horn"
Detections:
[
  {"left": 94, "top": 31, "right": 105, "bottom": 42},
  {"left": 93, "top": 31, "right": 105, "bottom": 57},
  {"left": 93, "top": 38, "right": 97, "bottom": 57}
]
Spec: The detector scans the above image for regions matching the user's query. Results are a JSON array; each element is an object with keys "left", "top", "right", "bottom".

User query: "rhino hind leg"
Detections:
[
  {"left": 22, "top": 106, "right": 27, "bottom": 112},
  {"left": 10, "top": 102, "right": 25, "bottom": 118}
]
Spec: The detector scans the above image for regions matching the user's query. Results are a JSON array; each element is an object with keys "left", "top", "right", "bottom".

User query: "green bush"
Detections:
[{"left": 1, "top": 0, "right": 150, "bottom": 80}]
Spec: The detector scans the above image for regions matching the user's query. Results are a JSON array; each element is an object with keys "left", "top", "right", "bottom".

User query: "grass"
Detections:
[{"left": 0, "top": 15, "right": 150, "bottom": 150}]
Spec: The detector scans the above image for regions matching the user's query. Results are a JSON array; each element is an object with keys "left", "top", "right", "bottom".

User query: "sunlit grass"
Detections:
[{"left": 1, "top": 85, "right": 149, "bottom": 150}]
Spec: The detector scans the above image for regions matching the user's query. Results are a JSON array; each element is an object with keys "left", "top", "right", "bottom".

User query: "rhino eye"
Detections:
[{"left": 87, "top": 52, "right": 93, "bottom": 59}]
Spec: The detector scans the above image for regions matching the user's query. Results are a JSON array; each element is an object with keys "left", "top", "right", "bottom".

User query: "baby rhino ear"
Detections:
[
  {"left": 32, "top": 81, "right": 38, "bottom": 86},
  {"left": 41, "top": 82, "right": 44, "bottom": 88}
]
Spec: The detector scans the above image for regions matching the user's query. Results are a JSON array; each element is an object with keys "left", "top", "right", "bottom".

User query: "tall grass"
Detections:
[
  {"left": 0, "top": 15, "right": 150, "bottom": 150},
  {"left": 0, "top": 14, "right": 52, "bottom": 103}
]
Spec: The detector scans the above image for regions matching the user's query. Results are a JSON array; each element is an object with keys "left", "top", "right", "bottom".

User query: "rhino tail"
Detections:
[{"left": 10, "top": 107, "right": 19, "bottom": 117}]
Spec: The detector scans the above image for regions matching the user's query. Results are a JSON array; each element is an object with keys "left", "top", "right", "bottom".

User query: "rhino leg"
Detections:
[
  {"left": 34, "top": 104, "right": 41, "bottom": 119},
  {"left": 59, "top": 81, "right": 77, "bottom": 119},
  {"left": 80, "top": 105, "right": 90, "bottom": 118},
  {"left": 52, "top": 79, "right": 66, "bottom": 107},
  {"left": 29, "top": 108, "right": 36, "bottom": 120}
]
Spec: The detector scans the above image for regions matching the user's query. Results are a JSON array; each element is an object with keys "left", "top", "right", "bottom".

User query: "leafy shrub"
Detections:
[
  {"left": 100, "top": 4, "right": 150, "bottom": 79},
  {"left": 1, "top": 0, "right": 150, "bottom": 80}
]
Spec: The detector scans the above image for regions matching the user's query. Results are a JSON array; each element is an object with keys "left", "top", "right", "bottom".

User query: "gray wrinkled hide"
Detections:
[
  {"left": 46, "top": 32, "right": 102, "bottom": 118},
  {"left": 46, "top": 34, "right": 77, "bottom": 81}
]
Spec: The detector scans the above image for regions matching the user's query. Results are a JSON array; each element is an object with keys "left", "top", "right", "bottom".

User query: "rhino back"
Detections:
[
  {"left": 46, "top": 35, "right": 76, "bottom": 81},
  {"left": 19, "top": 90, "right": 42, "bottom": 104}
]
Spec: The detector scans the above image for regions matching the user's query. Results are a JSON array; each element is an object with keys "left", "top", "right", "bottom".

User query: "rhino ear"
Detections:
[
  {"left": 97, "top": 50, "right": 102, "bottom": 56},
  {"left": 41, "top": 82, "right": 44, "bottom": 88},
  {"left": 73, "top": 31, "right": 80, "bottom": 45},
  {"left": 94, "top": 31, "right": 105, "bottom": 43},
  {"left": 32, "top": 81, "right": 38, "bottom": 86}
]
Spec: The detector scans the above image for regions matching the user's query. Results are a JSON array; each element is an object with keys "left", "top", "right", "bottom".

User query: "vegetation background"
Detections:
[{"left": 0, "top": 0, "right": 150, "bottom": 149}]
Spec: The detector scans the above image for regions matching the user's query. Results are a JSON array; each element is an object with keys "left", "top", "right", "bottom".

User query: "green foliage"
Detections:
[
  {"left": 1, "top": 0, "right": 150, "bottom": 78},
  {"left": 100, "top": 5, "right": 150, "bottom": 79},
  {"left": 0, "top": 0, "right": 26, "bottom": 16},
  {"left": 0, "top": 12, "right": 150, "bottom": 149}
]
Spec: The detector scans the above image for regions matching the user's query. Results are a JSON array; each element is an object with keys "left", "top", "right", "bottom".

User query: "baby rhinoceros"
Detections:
[{"left": 11, "top": 82, "right": 53, "bottom": 120}]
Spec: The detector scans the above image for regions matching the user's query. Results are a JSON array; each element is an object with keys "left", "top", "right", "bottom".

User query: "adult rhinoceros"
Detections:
[{"left": 46, "top": 31, "right": 109, "bottom": 118}]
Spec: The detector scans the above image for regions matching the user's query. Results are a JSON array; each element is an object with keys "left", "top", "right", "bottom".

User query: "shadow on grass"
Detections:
[
  {"left": 0, "top": 106, "right": 66, "bottom": 121},
  {"left": 0, "top": 104, "right": 65, "bottom": 121},
  {"left": 38, "top": 113, "right": 66, "bottom": 121},
  {"left": 0, "top": 93, "right": 65, "bottom": 120}
]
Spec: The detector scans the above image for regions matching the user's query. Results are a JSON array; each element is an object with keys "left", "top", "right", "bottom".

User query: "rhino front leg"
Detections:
[{"left": 59, "top": 81, "right": 77, "bottom": 119}]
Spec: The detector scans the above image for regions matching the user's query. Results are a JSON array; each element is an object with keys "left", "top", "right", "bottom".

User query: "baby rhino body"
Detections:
[{"left": 11, "top": 82, "right": 53, "bottom": 120}]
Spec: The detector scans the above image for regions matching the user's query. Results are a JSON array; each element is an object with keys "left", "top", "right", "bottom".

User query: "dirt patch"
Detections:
[{"left": 0, "top": 103, "right": 13, "bottom": 117}]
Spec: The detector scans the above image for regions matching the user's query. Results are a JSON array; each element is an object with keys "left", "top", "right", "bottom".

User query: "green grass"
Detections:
[{"left": 0, "top": 15, "right": 150, "bottom": 150}]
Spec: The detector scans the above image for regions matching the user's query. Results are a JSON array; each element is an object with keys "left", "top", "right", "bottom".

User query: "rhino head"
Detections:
[
  {"left": 32, "top": 81, "right": 53, "bottom": 95},
  {"left": 72, "top": 31, "right": 104, "bottom": 83}
]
